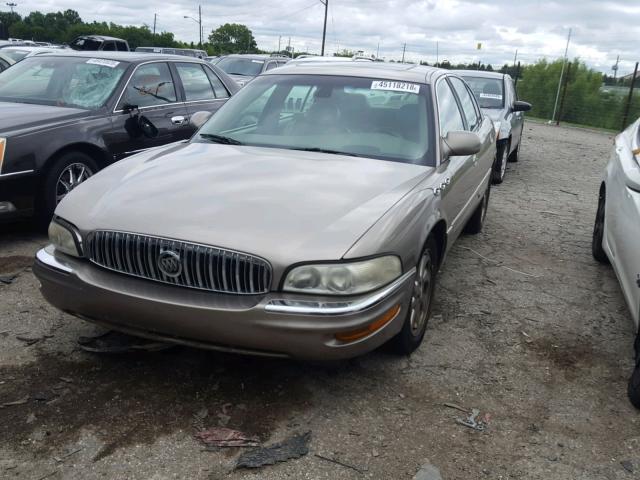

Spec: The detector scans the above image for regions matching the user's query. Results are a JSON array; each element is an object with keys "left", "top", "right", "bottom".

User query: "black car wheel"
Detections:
[
  {"left": 464, "top": 182, "right": 491, "bottom": 234},
  {"left": 39, "top": 151, "right": 98, "bottom": 227},
  {"left": 492, "top": 141, "right": 509, "bottom": 184},
  {"left": 391, "top": 236, "right": 438, "bottom": 355},
  {"left": 591, "top": 187, "right": 609, "bottom": 264}
]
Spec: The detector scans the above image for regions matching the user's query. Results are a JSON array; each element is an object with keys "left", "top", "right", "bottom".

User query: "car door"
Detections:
[
  {"left": 447, "top": 76, "right": 492, "bottom": 229},
  {"left": 173, "top": 62, "right": 229, "bottom": 133},
  {"left": 505, "top": 77, "right": 523, "bottom": 149},
  {"left": 107, "top": 61, "right": 190, "bottom": 159},
  {"left": 435, "top": 78, "right": 476, "bottom": 240}
]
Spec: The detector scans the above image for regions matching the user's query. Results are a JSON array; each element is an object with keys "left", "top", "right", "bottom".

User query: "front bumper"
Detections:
[
  {"left": 0, "top": 171, "right": 37, "bottom": 221},
  {"left": 34, "top": 246, "right": 414, "bottom": 360}
]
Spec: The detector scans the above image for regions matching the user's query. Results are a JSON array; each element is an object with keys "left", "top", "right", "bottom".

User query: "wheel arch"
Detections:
[
  {"left": 429, "top": 219, "right": 448, "bottom": 269},
  {"left": 41, "top": 142, "right": 111, "bottom": 178}
]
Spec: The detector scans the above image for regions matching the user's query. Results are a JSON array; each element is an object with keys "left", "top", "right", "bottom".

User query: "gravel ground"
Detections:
[{"left": 1, "top": 122, "right": 637, "bottom": 480}]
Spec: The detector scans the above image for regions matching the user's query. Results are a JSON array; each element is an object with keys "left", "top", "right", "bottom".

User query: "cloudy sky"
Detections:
[{"left": 12, "top": 0, "right": 640, "bottom": 74}]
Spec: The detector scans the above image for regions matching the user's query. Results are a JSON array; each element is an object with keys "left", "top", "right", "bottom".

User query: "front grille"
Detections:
[{"left": 86, "top": 231, "right": 271, "bottom": 295}]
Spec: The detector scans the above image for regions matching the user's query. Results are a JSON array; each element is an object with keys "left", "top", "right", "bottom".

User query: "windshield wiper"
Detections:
[
  {"left": 290, "top": 147, "right": 360, "bottom": 157},
  {"left": 199, "top": 133, "right": 243, "bottom": 145}
]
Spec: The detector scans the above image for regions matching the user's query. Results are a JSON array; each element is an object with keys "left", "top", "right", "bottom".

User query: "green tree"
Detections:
[{"left": 208, "top": 23, "right": 257, "bottom": 55}]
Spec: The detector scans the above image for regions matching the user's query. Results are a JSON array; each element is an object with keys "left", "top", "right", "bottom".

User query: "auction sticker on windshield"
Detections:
[
  {"left": 86, "top": 59, "right": 120, "bottom": 68},
  {"left": 371, "top": 80, "right": 420, "bottom": 94},
  {"left": 479, "top": 93, "right": 502, "bottom": 100}
]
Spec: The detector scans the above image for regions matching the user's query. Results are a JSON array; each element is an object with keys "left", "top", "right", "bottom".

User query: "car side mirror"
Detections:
[
  {"left": 190, "top": 111, "right": 213, "bottom": 129},
  {"left": 441, "top": 131, "right": 482, "bottom": 159},
  {"left": 513, "top": 100, "right": 532, "bottom": 112},
  {"left": 138, "top": 115, "right": 159, "bottom": 138}
]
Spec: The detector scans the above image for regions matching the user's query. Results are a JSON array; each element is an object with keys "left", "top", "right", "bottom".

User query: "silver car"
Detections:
[
  {"left": 457, "top": 70, "right": 531, "bottom": 183},
  {"left": 34, "top": 63, "right": 495, "bottom": 360},
  {"left": 592, "top": 117, "right": 640, "bottom": 406}
]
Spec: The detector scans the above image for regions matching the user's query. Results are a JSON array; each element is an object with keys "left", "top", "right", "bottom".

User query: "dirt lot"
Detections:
[{"left": 1, "top": 122, "right": 638, "bottom": 480}]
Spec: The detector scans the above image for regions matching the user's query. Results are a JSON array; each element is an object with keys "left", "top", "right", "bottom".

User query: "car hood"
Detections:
[
  {"left": 227, "top": 74, "right": 254, "bottom": 86},
  {"left": 0, "top": 101, "right": 89, "bottom": 134},
  {"left": 57, "top": 142, "right": 431, "bottom": 268},
  {"left": 481, "top": 108, "right": 504, "bottom": 122}
]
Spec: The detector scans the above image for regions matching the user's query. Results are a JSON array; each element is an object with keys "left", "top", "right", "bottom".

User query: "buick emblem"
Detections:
[{"left": 157, "top": 250, "right": 182, "bottom": 278}]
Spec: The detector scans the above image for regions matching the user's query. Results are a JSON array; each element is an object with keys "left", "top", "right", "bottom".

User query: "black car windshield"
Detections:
[
  {"left": 460, "top": 76, "right": 504, "bottom": 109},
  {"left": 0, "top": 56, "right": 127, "bottom": 109},
  {"left": 216, "top": 57, "right": 264, "bottom": 77},
  {"left": 196, "top": 74, "right": 435, "bottom": 166}
]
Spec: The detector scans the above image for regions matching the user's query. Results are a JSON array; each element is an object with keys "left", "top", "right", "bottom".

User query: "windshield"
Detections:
[
  {"left": 196, "top": 74, "right": 434, "bottom": 165},
  {"left": 217, "top": 57, "right": 264, "bottom": 77},
  {"left": 460, "top": 76, "right": 504, "bottom": 109},
  {"left": 3, "top": 49, "right": 30, "bottom": 62},
  {"left": 0, "top": 56, "right": 127, "bottom": 109}
]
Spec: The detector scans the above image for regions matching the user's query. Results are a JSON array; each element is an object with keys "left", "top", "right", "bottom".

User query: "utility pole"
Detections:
[
  {"left": 401, "top": 43, "right": 406, "bottom": 63},
  {"left": 551, "top": 28, "right": 572, "bottom": 124},
  {"left": 513, "top": 49, "right": 518, "bottom": 68},
  {"left": 556, "top": 62, "right": 572, "bottom": 125},
  {"left": 436, "top": 41, "right": 439, "bottom": 67},
  {"left": 612, "top": 55, "right": 620, "bottom": 80},
  {"left": 622, "top": 62, "right": 639, "bottom": 130},
  {"left": 198, "top": 5, "right": 202, "bottom": 48},
  {"left": 6, "top": 2, "right": 16, "bottom": 13},
  {"left": 320, "top": 0, "right": 328, "bottom": 56},
  {"left": 376, "top": 41, "right": 379, "bottom": 59},
  {"left": 153, "top": 13, "right": 157, "bottom": 36},
  {"left": 278, "top": 35, "right": 281, "bottom": 53}
]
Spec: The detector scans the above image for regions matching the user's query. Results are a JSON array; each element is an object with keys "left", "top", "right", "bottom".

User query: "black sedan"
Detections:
[{"left": 0, "top": 51, "right": 239, "bottom": 224}]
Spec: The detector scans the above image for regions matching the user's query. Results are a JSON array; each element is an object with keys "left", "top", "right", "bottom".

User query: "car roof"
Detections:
[
  {"left": 219, "top": 54, "right": 272, "bottom": 61},
  {"left": 1, "top": 46, "right": 61, "bottom": 52},
  {"left": 31, "top": 51, "right": 209, "bottom": 63},
  {"left": 264, "top": 61, "right": 446, "bottom": 84},
  {"left": 455, "top": 69, "right": 506, "bottom": 80},
  {"left": 74, "top": 35, "right": 127, "bottom": 42}
]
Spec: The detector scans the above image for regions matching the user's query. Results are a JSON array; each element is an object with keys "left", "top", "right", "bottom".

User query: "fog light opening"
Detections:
[{"left": 335, "top": 304, "right": 401, "bottom": 343}]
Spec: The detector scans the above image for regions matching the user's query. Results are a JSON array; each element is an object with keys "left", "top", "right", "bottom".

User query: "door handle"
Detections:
[{"left": 171, "top": 115, "right": 186, "bottom": 125}]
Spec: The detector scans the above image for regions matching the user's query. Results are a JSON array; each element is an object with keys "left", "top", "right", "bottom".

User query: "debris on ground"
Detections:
[
  {"left": 0, "top": 396, "right": 29, "bottom": 408},
  {"left": 16, "top": 335, "right": 42, "bottom": 346},
  {"left": 315, "top": 453, "right": 365, "bottom": 474},
  {"left": 0, "top": 274, "right": 18, "bottom": 284},
  {"left": 53, "top": 447, "right": 83, "bottom": 463},
  {"left": 196, "top": 427, "right": 260, "bottom": 448},
  {"left": 455, "top": 408, "right": 489, "bottom": 431},
  {"left": 235, "top": 431, "right": 311, "bottom": 469},
  {"left": 443, "top": 402, "right": 468, "bottom": 413},
  {"left": 26, "top": 413, "right": 36, "bottom": 424},
  {"left": 192, "top": 408, "right": 209, "bottom": 432},
  {"left": 413, "top": 461, "right": 443, "bottom": 480},
  {"left": 620, "top": 460, "right": 634, "bottom": 473},
  {"left": 77, "top": 331, "right": 173, "bottom": 353}
]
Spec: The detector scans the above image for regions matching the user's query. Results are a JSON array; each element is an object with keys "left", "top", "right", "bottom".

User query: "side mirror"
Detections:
[
  {"left": 190, "top": 111, "right": 213, "bottom": 129},
  {"left": 513, "top": 100, "right": 532, "bottom": 112},
  {"left": 138, "top": 115, "right": 159, "bottom": 138},
  {"left": 441, "top": 131, "right": 482, "bottom": 159}
]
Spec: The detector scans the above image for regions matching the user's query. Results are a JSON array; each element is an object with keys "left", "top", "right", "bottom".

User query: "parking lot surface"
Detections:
[{"left": 1, "top": 122, "right": 637, "bottom": 479}]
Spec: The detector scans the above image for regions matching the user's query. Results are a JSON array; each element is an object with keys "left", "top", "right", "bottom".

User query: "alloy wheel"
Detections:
[
  {"left": 409, "top": 249, "right": 433, "bottom": 336},
  {"left": 56, "top": 162, "right": 94, "bottom": 204}
]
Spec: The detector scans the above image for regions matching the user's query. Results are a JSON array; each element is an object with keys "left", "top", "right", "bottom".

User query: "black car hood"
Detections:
[{"left": 0, "top": 101, "right": 89, "bottom": 134}]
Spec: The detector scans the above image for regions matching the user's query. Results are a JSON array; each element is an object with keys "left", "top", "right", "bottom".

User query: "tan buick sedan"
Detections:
[{"left": 34, "top": 62, "right": 496, "bottom": 360}]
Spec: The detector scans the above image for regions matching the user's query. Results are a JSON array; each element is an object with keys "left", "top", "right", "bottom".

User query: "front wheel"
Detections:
[
  {"left": 390, "top": 236, "right": 438, "bottom": 355},
  {"left": 38, "top": 152, "right": 98, "bottom": 227},
  {"left": 492, "top": 141, "right": 509, "bottom": 184},
  {"left": 591, "top": 188, "right": 609, "bottom": 264},
  {"left": 464, "top": 182, "right": 491, "bottom": 234}
]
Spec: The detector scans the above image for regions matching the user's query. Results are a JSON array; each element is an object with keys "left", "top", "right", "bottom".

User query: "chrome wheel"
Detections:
[
  {"left": 56, "top": 162, "right": 93, "bottom": 204},
  {"left": 409, "top": 249, "right": 433, "bottom": 336}
]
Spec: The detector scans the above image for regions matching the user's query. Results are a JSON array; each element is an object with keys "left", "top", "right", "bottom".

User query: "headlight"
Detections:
[
  {"left": 493, "top": 121, "right": 501, "bottom": 139},
  {"left": 48, "top": 220, "right": 81, "bottom": 257},
  {"left": 0, "top": 138, "right": 6, "bottom": 174},
  {"left": 283, "top": 256, "right": 402, "bottom": 295}
]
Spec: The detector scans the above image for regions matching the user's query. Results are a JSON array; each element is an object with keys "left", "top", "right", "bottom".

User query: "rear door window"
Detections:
[
  {"left": 176, "top": 62, "right": 215, "bottom": 101},
  {"left": 102, "top": 42, "right": 116, "bottom": 51}
]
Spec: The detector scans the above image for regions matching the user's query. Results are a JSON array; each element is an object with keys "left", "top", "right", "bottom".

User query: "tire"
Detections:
[
  {"left": 492, "top": 141, "right": 509, "bottom": 184},
  {"left": 628, "top": 360, "right": 640, "bottom": 409},
  {"left": 508, "top": 134, "right": 520, "bottom": 163},
  {"left": 37, "top": 151, "right": 98, "bottom": 228},
  {"left": 390, "top": 236, "right": 439, "bottom": 355},
  {"left": 591, "top": 187, "right": 609, "bottom": 264},
  {"left": 464, "top": 182, "right": 491, "bottom": 234}
]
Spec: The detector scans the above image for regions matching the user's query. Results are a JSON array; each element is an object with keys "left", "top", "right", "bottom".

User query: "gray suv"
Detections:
[
  {"left": 215, "top": 54, "right": 290, "bottom": 87},
  {"left": 458, "top": 70, "right": 531, "bottom": 183}
]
